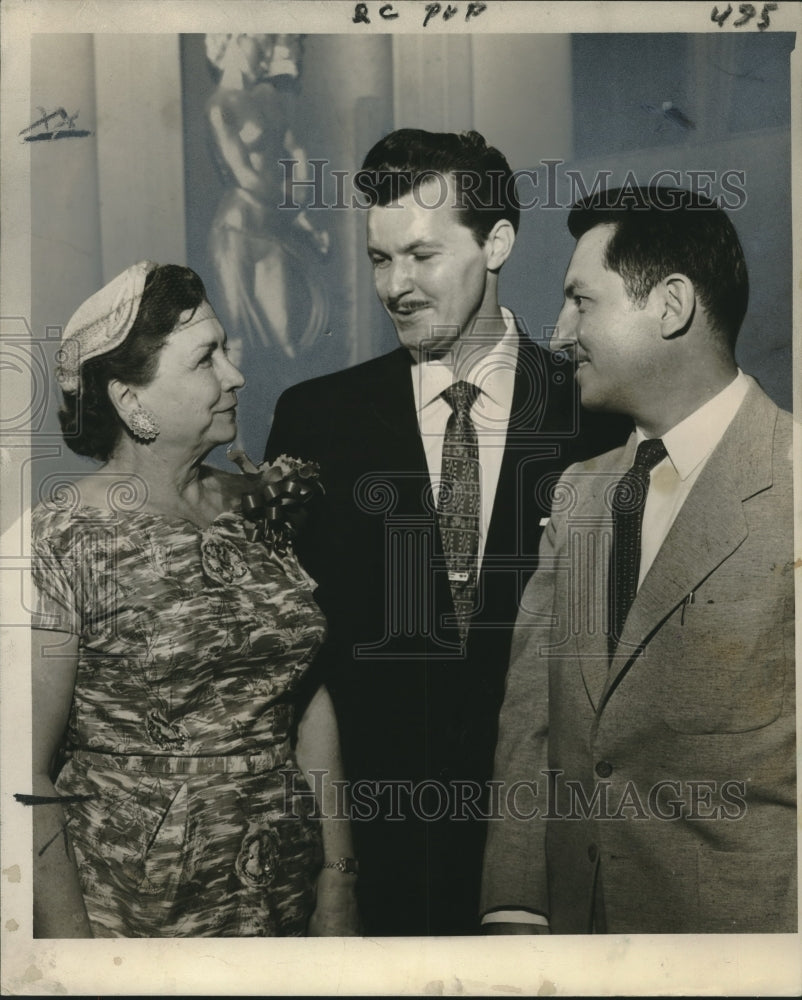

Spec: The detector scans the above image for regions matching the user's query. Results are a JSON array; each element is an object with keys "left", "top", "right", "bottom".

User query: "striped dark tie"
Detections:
[{"left": 438, "top": 381, "right": 481, "bottom": 643}]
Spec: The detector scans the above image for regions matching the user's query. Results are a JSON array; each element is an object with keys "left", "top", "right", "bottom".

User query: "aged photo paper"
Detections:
[{"left": 1, "top": 0, "right": 800, "bottom": 994}]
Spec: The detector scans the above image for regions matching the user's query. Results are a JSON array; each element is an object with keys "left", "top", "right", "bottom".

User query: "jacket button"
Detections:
[
  {"left": 587, "top": 844, "right": 598, "bottom": 862},
  {"left": 595, "top": 760, "right": 613, "bottom": 778}
]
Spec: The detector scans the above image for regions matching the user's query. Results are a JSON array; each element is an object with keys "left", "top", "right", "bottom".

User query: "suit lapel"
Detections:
[
  {"left": 365, "top": 349, "right": 426, "bottom": 459},
  {"left": 603, "top": 383, "right": 778, "bottom": 702},
  {"left": 575, "top": 437, "right": 637, "bottom": 709},
  {"left": 363, "top": 349, "right": 460, "bottom": 641},
  {"left": 605, "top": 477, "right": 748, "bottom": 693},
  {"left": 373, "top": 333, "right": 556, "bottom": 640},
  {"left": 483, "top": 334, "right": 557, "bottom": 558}
]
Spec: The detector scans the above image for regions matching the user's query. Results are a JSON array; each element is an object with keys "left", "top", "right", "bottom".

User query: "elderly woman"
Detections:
[{"left": 31, "top": 262, "right": 358, "bottom": 937}]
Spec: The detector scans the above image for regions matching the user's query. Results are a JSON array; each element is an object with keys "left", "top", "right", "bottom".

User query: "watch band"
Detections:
[{"left": 322, "top": 857, "right": 359, "bottom": 875}]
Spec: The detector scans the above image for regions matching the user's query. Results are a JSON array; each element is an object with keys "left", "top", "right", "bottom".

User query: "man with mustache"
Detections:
[{"left": 266, "top": 129, "right": 627, "bottom": 935}]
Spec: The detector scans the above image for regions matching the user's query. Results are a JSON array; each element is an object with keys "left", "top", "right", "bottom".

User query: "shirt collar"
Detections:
[
  {"left": 412, "top": 307, "right": 519, "bottom": 413},
  {"left": 636, "top": 370, "right": 751, "bottom": 480}
]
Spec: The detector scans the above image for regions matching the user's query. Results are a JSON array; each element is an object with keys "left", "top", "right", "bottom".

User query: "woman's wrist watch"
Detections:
[{"left": 322, "top": 857, "right": 359, "bottom": 875}]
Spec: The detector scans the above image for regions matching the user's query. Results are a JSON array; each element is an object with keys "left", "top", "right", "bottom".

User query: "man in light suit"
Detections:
[
  {"left": 266, "top": 130, "right": 628, "bottom": 935},
  {"left": 481, "top": 185, "right": 796, "bottom": 934}
]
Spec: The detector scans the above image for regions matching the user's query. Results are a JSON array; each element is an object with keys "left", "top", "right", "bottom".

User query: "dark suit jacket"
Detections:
[
  {"left": 267, "top": 331, "right": 629, "bottom": 935},
  {"left": 481, "top": 380, "right": 797, "bottom": 933}
]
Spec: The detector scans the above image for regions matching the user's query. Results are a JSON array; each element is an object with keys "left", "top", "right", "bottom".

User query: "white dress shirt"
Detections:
[
  {"left": 483, "top": 369, "right": 751, "bottom": 930},
  {"left": 410, "top": 307, "right": 519, "bottom": 565},
  {"left": 637, "top": 369, "right": 750, "bottom": 588}
]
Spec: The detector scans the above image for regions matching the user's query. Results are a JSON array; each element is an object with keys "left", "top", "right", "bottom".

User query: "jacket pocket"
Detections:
[{"left": 657, "top": 597, "right": 790, "bottom": 734}]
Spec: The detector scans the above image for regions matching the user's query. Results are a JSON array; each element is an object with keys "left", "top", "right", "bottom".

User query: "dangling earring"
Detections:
[{"left": 128, "top": 406, "right": 160, "bottom": 442}]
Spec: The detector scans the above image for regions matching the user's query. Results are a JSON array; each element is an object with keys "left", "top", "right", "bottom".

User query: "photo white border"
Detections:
[{"left": 1, "top": 1, "right": 800, "bottom": 995}]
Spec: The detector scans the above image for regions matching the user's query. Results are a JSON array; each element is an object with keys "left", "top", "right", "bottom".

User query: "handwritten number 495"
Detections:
[{"left": 711, "top": 3, "right": 778, "bottom": 29}]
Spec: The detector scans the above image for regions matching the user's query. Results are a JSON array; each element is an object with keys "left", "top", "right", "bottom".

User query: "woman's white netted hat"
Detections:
[{"left": 56, "top": 260, "right": 158, "bottom": 392}]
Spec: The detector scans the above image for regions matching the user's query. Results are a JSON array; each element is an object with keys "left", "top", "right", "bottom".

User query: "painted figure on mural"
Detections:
[{"left": 204, "top": 33, "right": 329, "bottom": 455}]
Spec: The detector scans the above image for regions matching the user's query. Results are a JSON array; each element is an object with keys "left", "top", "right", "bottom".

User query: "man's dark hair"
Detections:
[
  {"left": 60, "top": 264, "right": 207, "bottom": 461},
  {"left": 355, "top": 128, "right": 520, "bottom": 245},
  {"left": 567, "top": 186, "right": 749, "bottom": 345}
]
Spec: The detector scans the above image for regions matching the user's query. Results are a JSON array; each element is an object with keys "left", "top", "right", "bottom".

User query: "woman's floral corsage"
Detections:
[{"left": 228, "top": 449, "right": 324, "bottom": 557}]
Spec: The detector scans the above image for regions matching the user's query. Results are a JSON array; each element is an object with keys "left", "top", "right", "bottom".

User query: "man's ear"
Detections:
[
  {"left": 484, "top": 219, "right": 516, "bottom": 271},
  {"left": 657, "top": 273, "right": 696, "bottom": 338}
]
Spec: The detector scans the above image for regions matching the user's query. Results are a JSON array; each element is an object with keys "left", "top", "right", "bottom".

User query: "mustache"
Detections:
[{"left": 386, "top": 297, "right": 431, "bottom": 311}]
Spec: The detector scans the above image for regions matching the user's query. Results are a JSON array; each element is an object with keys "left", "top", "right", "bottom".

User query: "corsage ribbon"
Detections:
[{"left": 229, "top": 449, "right": 324, "bottom": 556}]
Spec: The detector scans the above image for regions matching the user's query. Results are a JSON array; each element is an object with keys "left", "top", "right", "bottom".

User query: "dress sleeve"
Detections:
[{"left": 31, "top": 532, "right": 81, "bottom": 635}]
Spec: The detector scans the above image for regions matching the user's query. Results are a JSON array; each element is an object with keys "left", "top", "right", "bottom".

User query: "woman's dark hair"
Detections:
[{"left": 59, "top": 264, "right": 207, "bottom": 461}]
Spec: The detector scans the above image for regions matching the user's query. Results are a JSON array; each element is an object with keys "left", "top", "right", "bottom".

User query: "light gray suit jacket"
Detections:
[{"left": 481, "top": 380, "right": 797, "bottom": 933}]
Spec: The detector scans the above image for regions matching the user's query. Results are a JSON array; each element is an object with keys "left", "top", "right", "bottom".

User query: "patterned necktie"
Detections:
[
  {"left": 438, "top": 381, "right": 481, "bottom": 643},
  {"left": 608, "top": 438, "right": 668, "bottom": 658}
]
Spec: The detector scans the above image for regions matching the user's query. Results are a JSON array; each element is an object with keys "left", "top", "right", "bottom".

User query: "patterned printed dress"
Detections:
[{"left": 31, "top": 495, "right": 326, "bottom": 937}]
